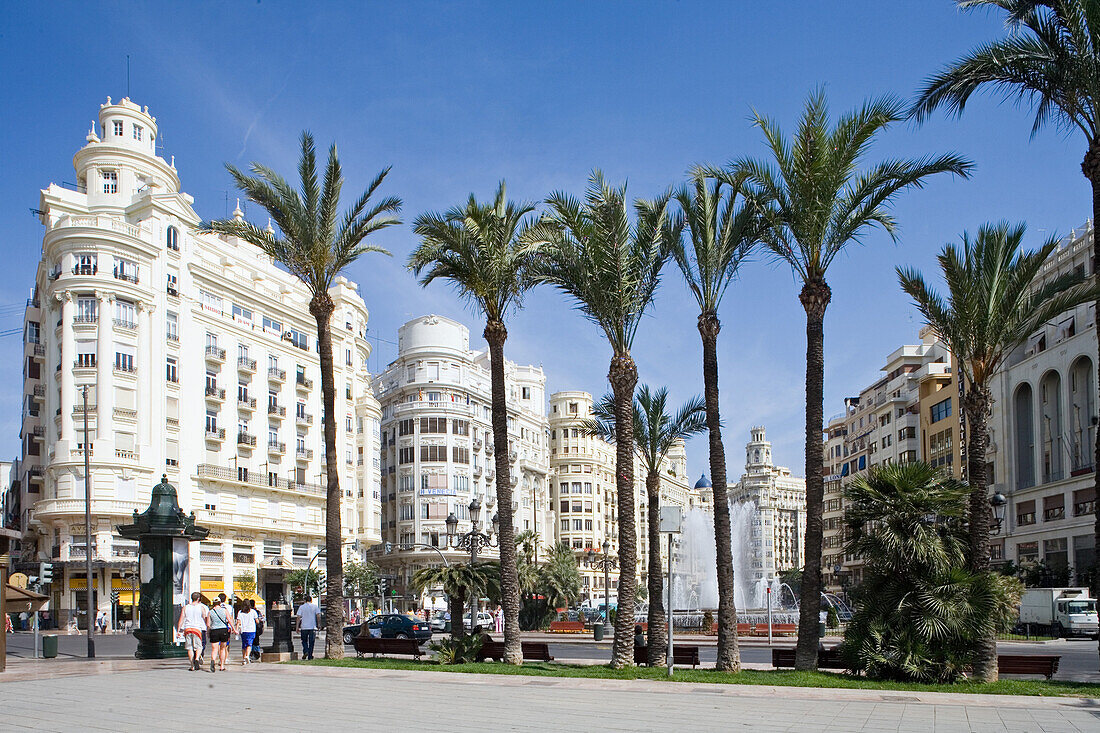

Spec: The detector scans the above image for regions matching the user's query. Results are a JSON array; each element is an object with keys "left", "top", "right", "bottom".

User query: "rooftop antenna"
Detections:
[{"left": 126, "top": 55, "right": 130, "bottom": 98}]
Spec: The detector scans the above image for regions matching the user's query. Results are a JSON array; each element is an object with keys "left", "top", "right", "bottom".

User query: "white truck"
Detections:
[{"left": 1018, "top": 587, "right": 1099, "bottom": 638}]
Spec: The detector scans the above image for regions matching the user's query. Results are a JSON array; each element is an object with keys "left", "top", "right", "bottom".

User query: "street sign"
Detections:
[{"left": 9, "top": 573, "right": 28, "bottom": 589}]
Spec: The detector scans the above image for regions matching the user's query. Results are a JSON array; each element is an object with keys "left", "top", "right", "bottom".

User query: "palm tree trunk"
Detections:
[
  {"left": 645, "top": 471, "right": 666, "bottom": 667},
  {"left": 1085, "top": 143, "right": 1100, "bottom": 672},
  {"left": 795, "top": 279, "right": 830, "bottom": 671},
  {"left": 310, "top": 292, "right": 344, "bottom": 660},
  {"left": 609, "top": 353, "right": 638, "bottom": 668},
  {"left": 963, "top": 385, "right": 997, "bottom": 682},
  {"left": 449, "top": 587, "right": 466, "bottom": 640},
  {"left": 699, "top": 312, "right": 739, "bottom": 672},
  {"left": 485, "top": 320, "right": 522, "bottom": 665}
]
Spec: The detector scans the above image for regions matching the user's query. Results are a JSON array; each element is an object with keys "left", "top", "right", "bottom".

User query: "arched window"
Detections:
[
  {"left": 1039, "top": 370, "right": 1064, "bottom": 483},
  {"left": 1014, "top": 383, "right": 1035, "bottom": 490},
  {"left": 166, "top": 226, "right": 179, "bottom": 251},
  {"left": 1069, "top": 357, "right": 1095, "bottom": 472}
]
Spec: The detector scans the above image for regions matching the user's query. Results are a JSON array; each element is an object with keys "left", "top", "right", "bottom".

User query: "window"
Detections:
[
  {"left": 114, "top": 350, "right": 135, "bottom": 372},
  {"left": 522, "top": 387, "right": 531, "bottom": 400},
  {"left": 200, "top": 290, "right": 222, "bottom": 314},
  {"left": 346, "top": 416, "right": 353, "bottom": 432},
  {"left": 452, "top": 419, "right": 469, "bottom": 436},
  {"left": 166, "top": 226, "right": 179, "bottom": 251},
  {"left": 165, "top": 311, "right": 178, "bottom": 341},
  {"left": 398, "top": 419, "right": 415, "bottom": 436},
  {"left": 102, "top": 170, "right": 118, "bottom": 194},
  {"left": 573, "top": 519, "right": 583, "bottom": 530},
  {"left": 232, "top": 304, "right": 253, "bottom": 323},
  {"left": 166, "top": 357, "right": 178, "bottom": 383},
  {"left": 420, "top": 445, "right": 447, "bottom": 462},
  {"left": 452, "top": 446, "right": 470, "bottom": 464},
  {"left": 75, "top": 296, "right": 97, "bottom": 322},
  {"left": 398, "top": 447, "right": 415, "bottom": 464},
  {"left": 420, "top": 417, "right": 447, "bottom": 433},
  {"left": 112, "top": 120, "right": 123, "bottom": 136},
  {"left": 132, "top": 124, "right": 143, "bottom": 141},
  {"left": 75, "top": 348, "right": 96, "bottom": 368},
  {"left": 262, "top": 315, "right": 282, "bottom": 334},
  {"left": 263, "top": 539, "right": 282, "bottom": 558},
  {"left": 930, "top": 397, "right": 952, "bottom": 423},
  {"left": 345, "top": 348, "right": 353, "bottom": 366},
  {"left": 205, "top": 409, "right": 218, "bottom": 433},
  {"left": 115, "top": 299, "right": 136, "bottom": 327},
  {"left": 288, "top": 328, "right": 308, "bottom": 350},
  {"left": 561, "top": 519, "right": 569, "bottom": 531}
]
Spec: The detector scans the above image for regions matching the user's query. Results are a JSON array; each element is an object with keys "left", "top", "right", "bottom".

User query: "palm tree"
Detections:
[
  {"left": 532, "top": 171, "right": 678, "bottom": 668},
  {"left": 670, "top": 170, "right": 758, "bottom": 671},
  {"left": 842, "top": 462, "right": 1022, "bottom": 683},
  {"left": 897, "top": 221, "right": 1099, "bottom": 680},
  {"left": 200, "top": 132, "right": 401, "bottom": 659},
  {"left": 541, "top": 541, "right": 583, "bottom": 611},
  {"left": 909, "top": 0, "right": 1100, "bottom": 664},
  {"left": 588, "top": 386, "right": 707, "bottom": 666},
  {"left": 412, "top": 561, "right": 501, "bottom": 639},
  {"left": 408, "top": 181, "right": 542, "bottom": 665},
  {"left": 729, "top": 91, "right": 973, "bottom": 670}
]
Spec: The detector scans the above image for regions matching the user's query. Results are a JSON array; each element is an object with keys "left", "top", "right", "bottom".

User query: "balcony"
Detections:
[
  {"left": 205, "top": 427, "right": 226, "bottom": 441},
  {"left": 114, "top": 363, "right": 137, "bottom": 375},
  {"left": 237, "top": 357, "right": 257, "bottom": 373},
  {"left": 205, "top": 386, "right": 226, "bottom": 401},
  {"left": 115, "top": 448, "right": 139, "bottom": 461},
  {"left": 166, "top": 332, "right": 179, "bottom": 343},
  {"left": 1074, "top": 500, "right": 1096, "bottom": 516},
  {"left": 1017, "top": 512, "right": 1036, "bottom": 526},
  {"left": 485, "top": 443, "right": 494, "bottom": 456},
  {"left": 473, "top": 466, "right": 483, "bottom": 478},
  {"left": 73, "top": 356, "right": 96, "bottom": 369},
  {"left": 113, "top": 269, "right": 139, "bottom": 284},
  {"left": 32, "top": 343, "right": 45, "bottom": 360},
  {"left": 72, "top": 265, "right": 97, "bottom": 276},
  {"left": 268, "top": 441, "right": 286, "bottom": 455},
  {"left": 296, "top": 447, "right": 314, "bottom": 461},
  {"left": 509, "top": 450, "right": 518, "bottom": 462},
  {"left": 473, "top": 438, "right": 483, "bottom": 450},
  {"left": 296, "top": 412, "right": 313, "bottom": 426},
  {"left": 1043, "top": 506, "right": 1066, "bottom": 522},
  {"left": 32, "top": 425, "right": 45, "bottom": 437},
  {"left": 268, "top": 367, "right": 286, "bottom": 382},
  {"left": 238, "top": 395, "right": 257, "bottom": 411},
  {"left": 113, "top": 318, "right": 137, "bottom": 330},
  {"left": 296, "top": 374, "right": 313, "bottom": 390},
  {"left": 195, "top": 462, "right": 325, "bottom": 496},
  {"left": 268, "top": 404, "right": 286, "bottom": 418},
  {"left": 237, "top": 432, "right": 257, "bottom": 447},
  {"left": 205, "top": 346, "right": 226, "bottom": 363},
  {"left": 33, "top": 384, "right": 46, "bottom": 397},
  {"left": 73, "top": 313, "right": 97, "bottom": 324},
  {"left": 28, "top": 466, "right": 43, "bottom": 482}
]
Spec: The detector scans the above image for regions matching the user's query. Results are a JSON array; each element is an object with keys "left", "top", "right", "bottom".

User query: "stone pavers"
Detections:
[{"left": 2, "top": 662, "right": 1098, "bottom": 732}]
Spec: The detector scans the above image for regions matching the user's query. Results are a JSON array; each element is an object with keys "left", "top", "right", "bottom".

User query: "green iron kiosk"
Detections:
[{"left": 116, "top": 474, "right": 209, "bottom": 659}]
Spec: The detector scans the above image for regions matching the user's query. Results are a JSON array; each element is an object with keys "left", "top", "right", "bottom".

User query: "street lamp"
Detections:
[
  {"left": 444, "top": 498, "right": 499, "bottom": 632},
  {"left": 990, "top": 490, "right": 1007, "bottom": 535},
  {"left": 583, "top": 539, "right": 617, "bottom": 637}
]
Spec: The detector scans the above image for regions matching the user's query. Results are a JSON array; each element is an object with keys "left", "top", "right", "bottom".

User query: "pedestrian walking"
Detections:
[
  {"left": 236, "top": 600, "right": 260, "bottom": 665},
  {"left": 250, "top": 600, "right": 264, "bottom": 661},
  {"left": 176, "top": 592, "right": 210, "bottom": 672},
  {"left": 295, "top": 594, "right": 321, "bottom": 660},
  {"left": 208, "top": 594, "right": 233, "bottom": 672},
  {"left": 494, "top": 605, "right": 503, "bottom": 635}
]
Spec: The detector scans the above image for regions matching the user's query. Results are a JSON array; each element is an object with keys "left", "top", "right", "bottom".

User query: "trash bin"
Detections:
[
  {"left": 444, "top": 621, "right": 452, "bottom": 634},
  {"left": 818, "top": 622, "right": 826, "bottom": 639},
  {"left": 42, "top": 634, "right": 58, "bottom": 658},
  {"left": 593, "top": 624, "right": 604, "bottom": 641}
]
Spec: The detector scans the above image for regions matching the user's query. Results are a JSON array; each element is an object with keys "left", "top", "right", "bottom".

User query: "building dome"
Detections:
[{"left": 694, "top": 473, "right": 712, "bottom": 490}]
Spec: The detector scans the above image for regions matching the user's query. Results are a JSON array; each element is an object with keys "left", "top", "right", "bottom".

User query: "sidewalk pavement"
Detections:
[{"left": 2, "top": 661, "right": 1099, "bottom": 732}]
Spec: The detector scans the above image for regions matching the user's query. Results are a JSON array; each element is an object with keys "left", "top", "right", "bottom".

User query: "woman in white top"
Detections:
[{"left": 236, "top": 601, "right": 260, "bottom": 665}]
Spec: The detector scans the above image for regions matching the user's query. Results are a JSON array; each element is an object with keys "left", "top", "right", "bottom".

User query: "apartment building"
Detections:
[
  {"left": 370, "top": 315, "right": 550, "bottom": 610},
  {"left": 547, "top": 390, "right": 698, "bottom": 605},
  {"left": 17, "top": 97, "right": 381, "bottom": 624},
  {"left": 727, "top": 427, "right": 807, "bottom": 585},
  {"left": 988, "top": 224, "right": 1097, "bottom": 584}
]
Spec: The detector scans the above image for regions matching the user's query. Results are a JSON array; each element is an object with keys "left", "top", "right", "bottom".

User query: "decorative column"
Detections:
[
  {"left": 136, "top": 302, "right": 151, "bottom": 449},
  {"left": 58, "top": 291, "right": 75, "bottom": 443},
  {"left": 96, "top": 291, "right": 114, "bottom": 448}
]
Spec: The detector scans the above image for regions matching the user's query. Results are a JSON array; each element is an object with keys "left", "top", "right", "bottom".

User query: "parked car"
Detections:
[
  {"left": 428, "top": 611, "right": 448, "bottom": 632},
  {"left": 342, "top": 613, "right": 432, "bottom": 644},
  {"left": 462, "top": 611, "right": 494, "bottom": 631}
]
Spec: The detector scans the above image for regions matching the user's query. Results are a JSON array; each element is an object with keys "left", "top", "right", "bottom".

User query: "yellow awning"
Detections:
[
  {"left": 233, "top": 591, "right": 264, "bottom": 605},
  {"left": 116, "top": 590, "right": 140, "bottom": 605}
]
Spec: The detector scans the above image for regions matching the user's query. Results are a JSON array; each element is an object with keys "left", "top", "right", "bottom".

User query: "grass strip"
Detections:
[{"left": 288, "top": 657, "right": 1100, "bottom": 698}]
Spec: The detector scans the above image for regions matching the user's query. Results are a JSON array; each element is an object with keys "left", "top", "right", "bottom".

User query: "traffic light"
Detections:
[
  {"left": 378, "top": 577, "right": 387, "bottom": 596},
  {"left": 384, "top": 542, "right": 392, "bottom": 554},
  {"left": 111, "top": 591, "right": 120, "bottom": 605},
  {"left": 39, "top": 562, "right": 53, "bottom": 584}
]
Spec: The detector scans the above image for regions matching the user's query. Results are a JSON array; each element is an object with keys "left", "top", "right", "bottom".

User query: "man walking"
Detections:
[
  {"left": 295, "top": 594, "right": 320, "bottom": 660},
  {"left": 176, "top": 592, "right": 209, "bottom": 671}
]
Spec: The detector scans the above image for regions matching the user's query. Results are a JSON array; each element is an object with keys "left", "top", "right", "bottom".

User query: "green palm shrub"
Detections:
[{"left": 842, "top": 462, "right": 1022, "bottom": 683}]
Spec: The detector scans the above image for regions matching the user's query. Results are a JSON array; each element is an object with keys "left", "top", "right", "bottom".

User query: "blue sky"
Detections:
[{"left": 0, "top": 2, "right": 1090, "bottom": 481}]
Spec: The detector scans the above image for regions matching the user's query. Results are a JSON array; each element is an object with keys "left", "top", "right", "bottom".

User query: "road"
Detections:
[{"left": 7, "top": 631, "right": 1097, "bottom": 678}]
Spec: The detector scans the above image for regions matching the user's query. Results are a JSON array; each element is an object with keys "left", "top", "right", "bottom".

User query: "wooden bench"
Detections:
[
  {"left": 634, "top": 645, "right": 701, "bottom": 668},
  {"left": 352, "top": 636, "right": 424, "bottom": 660},
  {"left": 997, "top": 654, "right": 1060, "bottom": 680},
  {"left": 771, "top": 647, "right": 847, "bottom": 670},
  {"left": 548, "top": 621, "right": 585, "bottom": 633},
  {"left": 710, "top": 623, "right": 756, "bottom": 635},
  {"left": 761, "top": 623, "right": 798, "bottom": 636},
  {"left": 477, "top": 641, "right": 555, "bottom": 662}
]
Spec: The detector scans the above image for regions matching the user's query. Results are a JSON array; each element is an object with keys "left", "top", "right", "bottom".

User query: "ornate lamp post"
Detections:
[
  {"left": 444, "top": 498, "right": 498, "bottom": 631},
  {"left": 115, "top": 475, "right": 208, "bottom": 659},
  {"left": 584, "top": 539, "right": 617, "bottom": 637},
  {"left": 990, "top": 491, "right": 1008, "bottom": 534}
]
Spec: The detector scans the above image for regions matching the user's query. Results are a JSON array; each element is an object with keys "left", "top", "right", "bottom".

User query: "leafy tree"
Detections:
[
  {"left": 729, "top": 91, "right": 972, "bottom": 670},
  {"left": 532, "top": 171, "right": 678, "bottom": 667},
  {"left": 588, "top": 385, "right": 707, "bottom": 665},
  {"left": 669, "top": 171, "right": 757, "bottom": 671},
  {"left": 199, "top": 133, "right": 401, "bottom": 659},
  {"left": 286, "top": 568, "right": 323, "bottom": 600},
  {"left": 842, "top": 462, "right": 1022, "bottom": 683},
  {"left": 910, "top": 0, "right": 1100, "bottom": 667},
  {"left": 409, "top": 182, "right": 542, "bottom": 665},
  {"left": 234, "top": 572, "right": 257, "bottom": 596},
  {"left": 898, "top": 221, "right": 1098, "bottom": 679},
  {"left": 412, "top": 562, "right": 500, "bottom": 638},
  {"left": 343, "top": 559, "right": 379, "bottom": 599}
]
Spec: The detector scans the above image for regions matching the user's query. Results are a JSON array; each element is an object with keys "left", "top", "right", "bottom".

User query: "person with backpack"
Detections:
[{"left": 236, "top": 600, "right": 260, "bottom": 665}]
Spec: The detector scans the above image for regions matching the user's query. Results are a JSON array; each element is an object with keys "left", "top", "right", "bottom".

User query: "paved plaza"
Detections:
[{"left": 2, "top": 661, "right": 1099, "bottom": 732}]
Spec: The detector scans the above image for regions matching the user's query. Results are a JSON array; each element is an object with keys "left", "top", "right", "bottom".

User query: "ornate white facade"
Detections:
[{"left": 17, "top": 97, "right": 381, "bottom": 623}]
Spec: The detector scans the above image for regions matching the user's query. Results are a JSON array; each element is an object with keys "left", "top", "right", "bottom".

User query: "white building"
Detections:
[
  {"left": 370, "top": 315, "right": 550, "bottom": 610},
  {"left": 17, "top": 97, "right": 381, "bottom": 625},
  {"left": 988, "top": 224, "right": 1097, "bottom": 584},
  {"left": 727, "top": 427, "right": 807, "bottom": 585}
]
